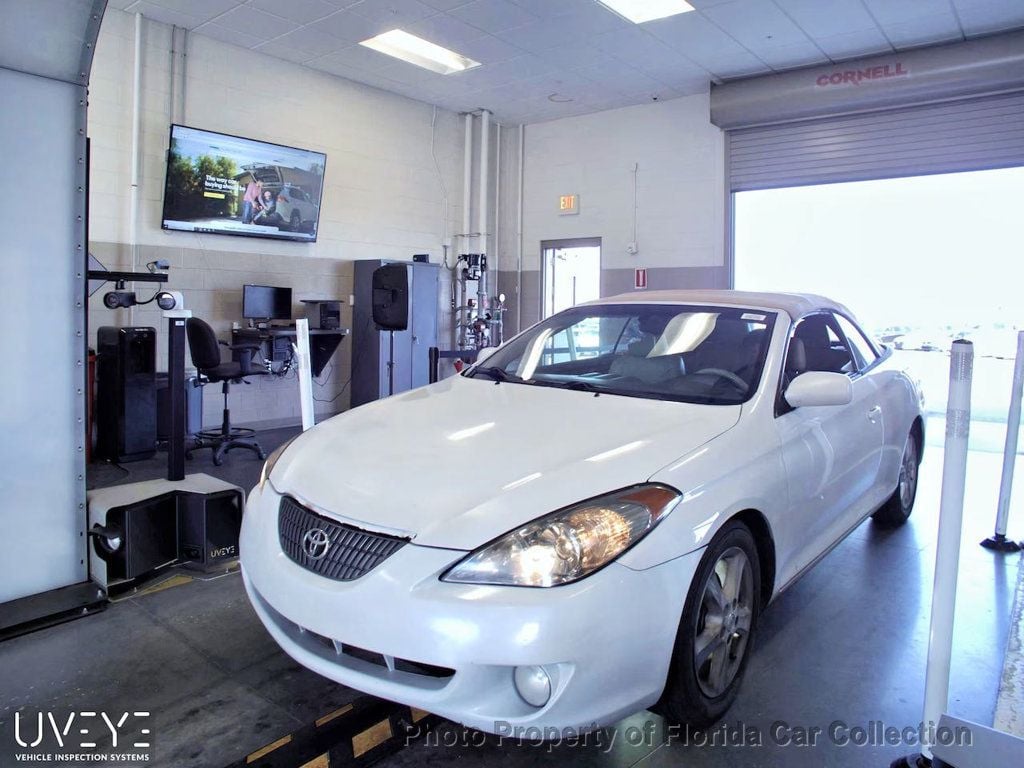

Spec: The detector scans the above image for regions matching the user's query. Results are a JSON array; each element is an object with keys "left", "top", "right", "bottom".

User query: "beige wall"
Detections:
[{"left": 88, "top": 8, "right": 465, "bottom": 426}]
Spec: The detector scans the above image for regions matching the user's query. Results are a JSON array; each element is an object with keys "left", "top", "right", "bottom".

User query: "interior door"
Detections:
[{"left": 774, "top": 313, "right": 884, "bottom": 584}]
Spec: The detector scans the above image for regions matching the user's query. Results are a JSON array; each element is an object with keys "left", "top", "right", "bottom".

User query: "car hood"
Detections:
[{"left": 270, "top": 376, "right": 741, "bottom": 550}]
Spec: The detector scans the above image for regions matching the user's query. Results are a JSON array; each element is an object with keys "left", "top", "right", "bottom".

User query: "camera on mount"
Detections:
[{"left": 103, "top": 290, "right": 137, "bottom": 309}]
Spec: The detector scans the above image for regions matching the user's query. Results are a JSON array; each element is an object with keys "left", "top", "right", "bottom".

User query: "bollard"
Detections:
[
  {"left": 294, "top": 319, "right": 315, "bottom": 432},
  {"left": 982, "top": 329, "right": 1024, "bottom": 552},
  {"left": 891, "top": 340, "right": 974, "bottom": 768}
]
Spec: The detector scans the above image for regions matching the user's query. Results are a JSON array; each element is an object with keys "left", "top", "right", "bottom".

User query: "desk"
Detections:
[{"left": 232, "top": 326, "right": 348, "bottom": 378}]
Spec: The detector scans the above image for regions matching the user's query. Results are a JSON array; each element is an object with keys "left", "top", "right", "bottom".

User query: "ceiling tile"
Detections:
[
  {"left": 454, "top": 32, "right": 524, "bottom": 62},
  {"left": 862, "top": 0, "right": 958, "bottom": 25},
  {"left": 248, "top": 0, "right": 337, "bottom": 25},
  {"left": 255, "top": 25, "right": 344, "bottom": 58},
  {"left": 314, "top": 9, "right": 387, "bottom": 41},
  {"left": 129, "top": 0, "right": 241, "bottom": 22},
  {"left": 757, "top": 41, "right": 830, "bottom": 70},
  {"left": 953, "top": 1, "right": 1024, "bottom": 36},
  {"left": 815, "top": 28, "right": 893, "bottom": 60},
  {"left": 348, "top": 0, "right": 437, "bottom": 26},
  {"left": 122, "top": 1, "right": 206, "bottom": 28},
  {"left": 206, "top": 6, "right": 299, "bottom": 40},
  {"left": 195, "top": 22, "right": 263, "bottom": 48},
  {"left": 644, "top": 12, "right": 769, "bottom": 77},
  {"left": 404, "top": 13, "right": 487, "bottom": 50},
  {"left": 252, "top": 40, "right": 320, "bottom": 64},
  {"left": 773, "top": 0, "right": 881, "bottom": 37},
  {"left": 311, "top": 43, "right": 397, "bottom": 72},
  {"left": 700, "top": 0, "right": 815, "bottom": 49},
  {"left": 450, "top": 0, "right": 539, "bottom": 34},
  {"left": 420, "top": 0, "right": 475, "bottom": 10}
]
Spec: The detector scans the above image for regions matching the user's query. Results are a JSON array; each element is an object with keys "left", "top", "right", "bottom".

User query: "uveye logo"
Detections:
[
  {"left": 10, "top": 710, "right": 152, "bottom": 763},
  {"left": 210, "top": 545, "right": 237, "bottom": 558}
]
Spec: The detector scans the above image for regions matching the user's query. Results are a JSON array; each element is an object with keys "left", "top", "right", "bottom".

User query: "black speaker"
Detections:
[
  {"left": 178, "top": 490, "right": 244, "bottom": 571},
  {"left": 96, "top": 327, "right": 157, "bottom": 462},
  {"left": 371, "top": 264, "right": 409, "bottom": 331}
]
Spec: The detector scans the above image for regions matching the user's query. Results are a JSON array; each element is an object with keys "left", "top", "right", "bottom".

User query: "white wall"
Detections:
[
  {"left": 88, "top": 8, "right": 465, "bottom": 427},
  {"left": 513, "top": 94, "right": 726, "bottom": 326}
]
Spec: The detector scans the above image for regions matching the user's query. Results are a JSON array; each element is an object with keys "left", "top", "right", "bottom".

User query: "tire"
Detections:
[
  {"left": 871, "top": 430, "right": 919, "bottom": 527},
  {"left": 657, "top": 520, "right": 761, "bottom": 728}
]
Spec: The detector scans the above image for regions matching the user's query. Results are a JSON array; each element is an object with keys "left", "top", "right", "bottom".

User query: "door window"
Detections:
[
  {"left": 790, "top": 314, "right": 857, "bottom": 375},
  {"left": 835, "top": 314, "right": 880, "bottom": 370}
]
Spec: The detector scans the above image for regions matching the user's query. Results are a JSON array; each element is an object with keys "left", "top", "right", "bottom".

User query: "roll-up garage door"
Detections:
[
  {"left": 728, "top": 90, "right": 1024, "bottom": 192},
  {"left": 711, "top": 31, "right": 1024, "bottom": 192}
]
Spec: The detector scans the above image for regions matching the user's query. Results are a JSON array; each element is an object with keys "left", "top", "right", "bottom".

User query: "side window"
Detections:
[
  {"left": 835, "top": 314, "right": 879, "bottom": 370},
  {"left": 791, "top": 314, "right": 857, "bottom": 375}
]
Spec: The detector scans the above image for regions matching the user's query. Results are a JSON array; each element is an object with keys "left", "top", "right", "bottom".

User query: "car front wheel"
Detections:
[{"left": 657, "top": 520, "right": 761, "bottom": 728}]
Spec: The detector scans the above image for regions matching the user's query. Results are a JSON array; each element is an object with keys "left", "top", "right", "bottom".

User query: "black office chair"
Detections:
[{"left": 186, "top": 317, "right": 267, "bottom": 466}]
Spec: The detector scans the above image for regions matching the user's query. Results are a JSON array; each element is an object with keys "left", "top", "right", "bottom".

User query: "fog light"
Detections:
[{"left": 513, "top": 665, "right": 551, "bottom": 708}]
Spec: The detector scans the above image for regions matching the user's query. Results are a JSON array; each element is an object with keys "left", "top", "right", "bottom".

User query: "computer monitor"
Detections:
[{"left": 243, "top": 284, "right": 292, "bottom": 321}]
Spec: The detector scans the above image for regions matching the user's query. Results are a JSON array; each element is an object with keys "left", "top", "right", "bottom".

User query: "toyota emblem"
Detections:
[{"left": 301, "top": 528, "right": 332, "bottom": 561}]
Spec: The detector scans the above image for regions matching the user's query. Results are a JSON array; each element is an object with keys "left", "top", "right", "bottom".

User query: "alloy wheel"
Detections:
[{"left": 694, "top": 546, "right": 754, "bottom": 698}]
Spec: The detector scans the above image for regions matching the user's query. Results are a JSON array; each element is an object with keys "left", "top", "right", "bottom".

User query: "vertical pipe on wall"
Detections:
[
  {"left": 477, "top": 109, "right": 490, "bottom": 310},
  {"left": 517, "top": 123, "right": 524, "bottom": 333},
  {"left": 494, "top": 121, "right": 501, "bottom": 303},
  {"left": 460, "top": 112, "right": 473, "bottom": 348},
  {"left": 168, "top": 25, "right": 176, "bottom": 125},
  {"left": 128, "top": 12, "right": 142, "bottom": 323}
]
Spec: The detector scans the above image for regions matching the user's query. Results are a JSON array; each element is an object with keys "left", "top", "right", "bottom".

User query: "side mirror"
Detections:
[
  {"left": 475, "top": 346, "right": 498, "bottom": 364},
  {"left": 784, "top": 371, "right": 853, "bottom": 408}
]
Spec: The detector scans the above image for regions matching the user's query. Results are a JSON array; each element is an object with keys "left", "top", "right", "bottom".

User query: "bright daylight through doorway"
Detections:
[{"left": 735, "top": 166, "right": 1024, "bottom": 447}]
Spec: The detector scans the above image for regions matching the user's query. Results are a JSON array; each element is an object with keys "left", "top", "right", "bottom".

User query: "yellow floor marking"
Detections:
[
  {"left": 299, "top": 753, "right": 329, "bottom": 768},
  {"left": 410, "top": 708, "right": 430, "bottom": 723},
  {"left": 135, "top": 574, "right": 194, "bottom": 597},
  {"left": 246, "top": 734, "right": 292, "bottom": 763},
  {"left": 351, "top": 719, "right": 392, "bottom": 758},
  {"left": 315, "top": 704, "right": 353, "bottom": 728}
]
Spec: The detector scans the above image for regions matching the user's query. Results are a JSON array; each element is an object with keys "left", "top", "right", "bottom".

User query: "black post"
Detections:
[
  {"left": 428, "top": 346, "right": 439, "bottom": 384},
  {"left": 388, "top": 330, "right": 395, "bottom": 396},
  {"left": 167, "top": 317, "right": 186, "bottom": 481}
]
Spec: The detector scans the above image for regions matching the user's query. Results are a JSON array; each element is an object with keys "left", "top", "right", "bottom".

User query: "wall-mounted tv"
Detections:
[{"left": 161, "top": 124, "right": 326, "bottom": 243}]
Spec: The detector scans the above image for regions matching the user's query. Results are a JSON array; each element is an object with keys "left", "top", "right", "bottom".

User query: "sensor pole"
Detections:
[
  {"left": 892, "top": 340, "right": 974, "bottom": 768},
  {"left": 982, "top": 329, "right": 1024, "bottom": 552}
]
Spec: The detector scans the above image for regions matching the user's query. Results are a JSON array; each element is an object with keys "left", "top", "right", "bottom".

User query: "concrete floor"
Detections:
[{"left": 1, "top": 421, "right": 1021, "bottom": 768}]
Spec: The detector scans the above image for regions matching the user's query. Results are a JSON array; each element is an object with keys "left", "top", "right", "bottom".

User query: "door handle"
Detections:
[{"left": 866, "top": 405, "right": 882, "bottom": 421}]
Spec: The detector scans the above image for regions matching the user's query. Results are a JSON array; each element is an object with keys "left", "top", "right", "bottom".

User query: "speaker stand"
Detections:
[{"left": 387, "top": 330, "right": 395, "bottom": 396}]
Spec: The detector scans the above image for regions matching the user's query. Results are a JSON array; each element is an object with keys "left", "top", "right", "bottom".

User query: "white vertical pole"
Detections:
[
  {"left": 294, "top": 319, "right": 315, "bottom": 431},
  {"left": 921, "top": 339, "right": 974, "bottom": 760},
  {"left": 993, "top": 331, "right": 1024, "bottom": 540}
]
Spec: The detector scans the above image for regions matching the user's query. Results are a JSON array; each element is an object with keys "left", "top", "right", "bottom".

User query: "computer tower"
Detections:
[
  {"left": 95, "top": 327, "right": 157, "bottom": 462},
  {"left": 352, "top": 260, "right": 439, "bottom": 407}
]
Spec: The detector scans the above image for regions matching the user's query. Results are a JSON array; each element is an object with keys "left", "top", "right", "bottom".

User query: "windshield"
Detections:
[{"left": 466, "top": 304, "right": 776, "bottom": 405}]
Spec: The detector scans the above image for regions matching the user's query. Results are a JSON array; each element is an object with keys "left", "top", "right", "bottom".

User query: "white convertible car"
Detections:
[{"left": 240, "top": 290, "right": 924, "bottom": 735}]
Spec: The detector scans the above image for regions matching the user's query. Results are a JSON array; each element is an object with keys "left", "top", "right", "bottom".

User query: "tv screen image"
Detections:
[{"left": 161, "top": 124, "right": 326, "bottom": 243}]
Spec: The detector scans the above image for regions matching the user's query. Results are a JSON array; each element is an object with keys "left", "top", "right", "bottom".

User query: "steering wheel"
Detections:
[{"left": 694, "top": 368, "right": 749, "bottom": 393}]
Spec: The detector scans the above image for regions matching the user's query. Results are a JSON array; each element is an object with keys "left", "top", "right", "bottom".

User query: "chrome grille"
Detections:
[{"left": 278, "top": 496, "right": 407, "bottom": 581}]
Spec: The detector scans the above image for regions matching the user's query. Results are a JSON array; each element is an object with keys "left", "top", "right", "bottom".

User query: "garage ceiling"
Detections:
[{"left": 106, "top": 0, "right": 1024, "bottom": 123}]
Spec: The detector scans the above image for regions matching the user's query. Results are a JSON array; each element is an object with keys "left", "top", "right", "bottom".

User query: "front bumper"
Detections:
[{"left": 240, "top": 483, "right": 703, "bottom": 735}]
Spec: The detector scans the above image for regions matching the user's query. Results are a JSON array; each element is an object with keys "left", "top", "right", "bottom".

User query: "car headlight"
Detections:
[
  {"left": 259, "top": 436, "right": 298, "bottom": 491},
  {"left": 441, "top": 484, "right": 680, "bottom": 587}
]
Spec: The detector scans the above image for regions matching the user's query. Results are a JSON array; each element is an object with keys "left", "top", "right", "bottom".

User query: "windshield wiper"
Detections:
[
  {"left": 472, "top": 366, "right": 513, "bottom": 383},
  {"left": 530, "top": 379, "right": 603, "bottom": 395}
]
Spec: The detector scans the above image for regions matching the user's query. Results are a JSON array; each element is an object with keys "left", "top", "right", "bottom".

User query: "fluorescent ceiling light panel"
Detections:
[
  {"left": 597, "top": 0, "right": 695, "bottom": 24},
  {"left": 359, "top": 29, "right": 481, "bottom": 75}
]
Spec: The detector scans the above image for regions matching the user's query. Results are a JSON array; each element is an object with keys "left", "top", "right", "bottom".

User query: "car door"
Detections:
[{"left": 774, "top": 312, "right": 885, "bottom": 585}]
